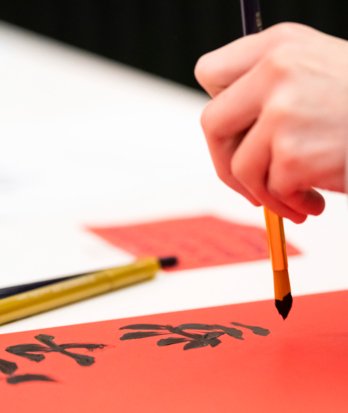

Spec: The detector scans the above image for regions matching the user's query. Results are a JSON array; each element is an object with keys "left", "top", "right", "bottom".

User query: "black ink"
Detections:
[
  {"left": 231, "top": 322, "right": 270, "bottom": 336},
  {"left": 178, "top": 324, "right": 244, "bottom": 340},
  {"left": 120, "top": 324, "right": 168, "bottom": 331},
  {"left": 6, "top": 334, "right": 106, "bottom": 366},
  {"left": 0, "top": 359, "right": 17, "bottom": 375},
  {"left": 120, "top": 331, "right": 165, "bottom": 340},
  {"left": 184, "top": 332, "right": 224, "bottom": 350},
  {"left": 0, "top": 357, "right": 54, "bottom": 385},
  {"left": 1, "top": 334, "right": 107, "bottom": 386},
  {"left": 156, "top": 337, "right": 188, "bottom": 346},
  {"left": 6, "top": 344, "right": 49, "bottom": 362},
  {"left": 7, "top": 374, "right": 55, "bottom": 385},
  {"left": 120, "top": 321, "right": 270, "bottom": 350}
]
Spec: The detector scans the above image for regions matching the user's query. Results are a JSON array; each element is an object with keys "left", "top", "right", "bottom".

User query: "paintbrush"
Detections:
[
  {"left": 239, "top": 0, "right": 292, "bottom": 319},
  {"left": 0, "top": 256, "right": 178, "bottom": 325}
]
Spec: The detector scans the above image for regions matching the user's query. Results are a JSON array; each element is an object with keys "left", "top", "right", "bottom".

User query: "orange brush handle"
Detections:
[{"left": 263, "top": 208, "right": 288, "bottom": 271}]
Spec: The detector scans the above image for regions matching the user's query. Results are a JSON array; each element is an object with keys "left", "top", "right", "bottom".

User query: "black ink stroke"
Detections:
[
  {"left": 6, "top": 334, "right": 106, "bottom": 367},
  {"left": 0, "top": 357, "right": 54, "bottom": 385},
  {"left": 7, "top": 374, "right": 55, "bottom": 385},
  {"left": 120, "top": 321, "right": 270, "bottom": 350},
  {"left": 0, "top": 358, "right": 18, "bottom": 375},
  {"left": 231, "top": 322, "right": 270, "bottom": 336}
]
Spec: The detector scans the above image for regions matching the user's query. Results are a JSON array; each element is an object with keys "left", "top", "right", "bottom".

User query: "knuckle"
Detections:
[
  {"left": 200, "top": 101, "right": 224, "bottom": 141},
  {"left": 268, "top": 170, "right": 292, "bottom": 198},
  {"left": 231, "top": 157, "right": 262, "bottom": 197},
  {"left": 268, "top": 138, "right": 301, "bottom": 198},
  {"left": 264, "top": 86, "right": 300, "bottom": 124},
  {"left": 201, "top": 103, "right": 213, "bottom": 134},
  {"left": 200, "top": 102, "right": 215, "bottom": 136},
  {"left": 268, "top": 178, "right": 288, "bottom": 198},
  {"left": 273, "top": 135, "right": 302, "bottom": 171},
  {"left": 265, "top": 99, "right": 294, "bottom": 124},
  {"left": 263, "top": 46, "right": 296, "bottom": 77},
  {"left": 269, "top": 22, "right": 308, "bottom": 41},
  {"left": 194, "top": 53, "right": 214, "bottom": 86},
  {"left": 194, "top": 56, "right": 206, "bottom": 85}
]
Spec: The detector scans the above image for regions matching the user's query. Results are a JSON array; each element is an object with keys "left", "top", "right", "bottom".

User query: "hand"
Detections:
[{"left": 195, "top": 23, "right": 348, "bottom": 223}]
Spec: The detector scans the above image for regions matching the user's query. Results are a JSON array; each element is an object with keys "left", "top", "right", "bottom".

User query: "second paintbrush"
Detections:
[{"left": 0, "top": 256, "right": 178, "bottom": 326}]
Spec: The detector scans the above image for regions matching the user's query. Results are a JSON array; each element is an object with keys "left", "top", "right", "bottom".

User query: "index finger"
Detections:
[{"left": 195, "top": 23, "right": 314, "bottom": 97}]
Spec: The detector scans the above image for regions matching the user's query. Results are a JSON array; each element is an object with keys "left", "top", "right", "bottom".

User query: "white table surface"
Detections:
[{"left": 0, "top": 21, "right": 347, "bottom": 335}]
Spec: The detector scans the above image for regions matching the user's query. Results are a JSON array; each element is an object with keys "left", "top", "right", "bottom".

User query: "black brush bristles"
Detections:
[
  {"left": 158, "top": 256, "right": 178, "bottom": 269},
  {"left": 275, "top": 293, "right": 293, "bottom": 320}
]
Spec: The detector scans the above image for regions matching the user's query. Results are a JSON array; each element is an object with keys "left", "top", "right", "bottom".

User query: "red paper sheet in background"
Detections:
[
  {"left": 88, "top": 215, "right": 300, "bottom": 271},
  {"left": 1, "top": 290, "right": 348, "bottom": 413}
]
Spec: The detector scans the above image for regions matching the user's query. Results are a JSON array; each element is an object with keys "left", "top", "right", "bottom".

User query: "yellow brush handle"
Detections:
[{"left": 0, "top": 257, "right": 160, "bottom": 326}]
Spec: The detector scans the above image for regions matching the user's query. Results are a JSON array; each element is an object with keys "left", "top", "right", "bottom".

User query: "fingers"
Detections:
[
  {"left": 200, "top": 60, "right": 324, "bottom": 222},
  {"left": 200, "top": 59, "right": 266, "bottom": 205},
  {"left": 276, "top": 190, "right": 325, "bottom": 217},
  {"left": 228, "top": 104, "right": 326, "bottom": 220},
  {"left": 200, "top": 49, "right": 296, "bottom": 211},
  {"left": 196, "top": 22, "right": 333, "bottom": 222},
  {"left": 231, "top": 118, "right": 308, "bottom": 223},
  {"left": 195, "top": 22, "right": 312, "bottom": 97},
  {"left": 267, "top": 144, "right": 326, "bottom": 217},
  {"left": 204, "top": 127, "right": 261, "bottom": 206}
]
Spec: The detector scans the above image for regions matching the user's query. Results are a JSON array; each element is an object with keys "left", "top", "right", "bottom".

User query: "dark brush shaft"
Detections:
[
  {"left": 0, "top": 274, "right": 85, "bottom": 300},
  {"left": 0, "top": 256, "right": 178, "bottom": 300},
  {"left": 240, "top": 0, "right": 263, "bottom": 35}
]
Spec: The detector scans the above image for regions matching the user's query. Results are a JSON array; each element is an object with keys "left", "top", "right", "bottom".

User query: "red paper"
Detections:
[
  {"left": 1, "top": 290, "right": 348, "bottom": 412},
  {"left": 88, "top": 215, "right": 300, "bottom": 270}
]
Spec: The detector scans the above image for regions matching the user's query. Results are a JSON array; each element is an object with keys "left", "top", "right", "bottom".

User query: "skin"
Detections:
[{"left": 195, "top": 23, "right": 348, "bottom": 223}]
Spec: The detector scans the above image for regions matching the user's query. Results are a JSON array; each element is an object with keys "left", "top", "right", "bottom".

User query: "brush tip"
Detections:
[
  {"left": 275, "top": 292, "right": 293, "bottom": 320},
  {"left": 158, "top": 256, "right": 179, "bottom": 268}
]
